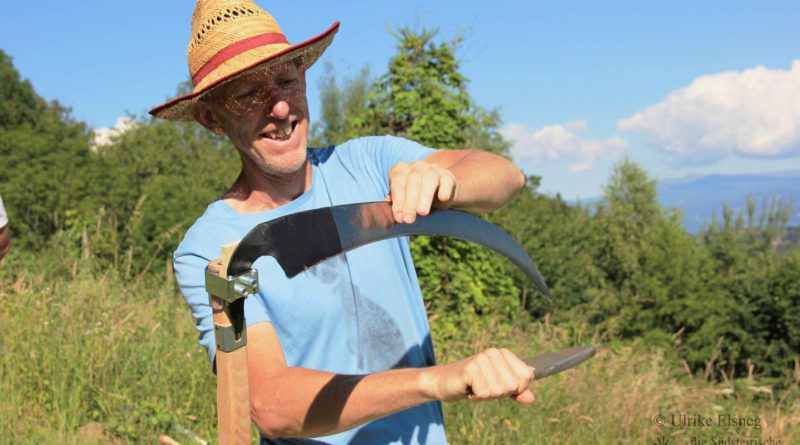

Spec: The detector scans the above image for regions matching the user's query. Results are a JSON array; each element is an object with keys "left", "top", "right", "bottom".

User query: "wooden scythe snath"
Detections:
[{"left": 206, "top": 242, "right": 253, "bottom": 445}]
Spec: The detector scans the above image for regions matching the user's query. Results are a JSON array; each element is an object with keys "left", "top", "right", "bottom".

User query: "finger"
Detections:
[
  {"left": 500, "top": 348, "right": 535, "bottom": 394},
  {"left": 417, "top": 169, "right": 440, "bottom": 216},
  {"left": 390, "top": 166, "right": 408, "bottom": 223},
  {"left": 436, "top": 170, "right": 456, "bottom": 207},
  {"left": 476, "top": 352, "right": 508, "bottom": 399},
  {"left": 486, "top": 348, "right": 519, "bottom": 397},
  {"left": 465, "top": 359, "right": 490, "bottom": 401},
  {"left": 402, "top": 169, "right": 423, "bottom": 223},
  {"left": 513, "top": 388, "right": 536, "bottom": 405}
]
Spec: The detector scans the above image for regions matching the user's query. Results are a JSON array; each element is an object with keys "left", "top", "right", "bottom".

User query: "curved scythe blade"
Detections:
[{"left": 227, "top": 201, "right": 550, "bottom": 298}]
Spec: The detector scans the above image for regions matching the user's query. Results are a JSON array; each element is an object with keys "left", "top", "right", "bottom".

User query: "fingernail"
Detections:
[{"left": 404, "top": 214, "right": 414, "bottom": 223}]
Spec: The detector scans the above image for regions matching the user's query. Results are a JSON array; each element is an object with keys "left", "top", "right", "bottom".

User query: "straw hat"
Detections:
[{"left": 150, "top": 0, "right": 339, "bottom": 120}]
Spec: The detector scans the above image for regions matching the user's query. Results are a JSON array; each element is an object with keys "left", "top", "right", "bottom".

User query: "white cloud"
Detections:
[
  {"left": 569, "top": 162, "right": 592, "bottom": 172},
  {"left": 618, "top": 60, "right": 800, "bottom": 164},
  {"left": 501, "top": 120, "right": 629, "bottom": 172},
  {"left": 91, "top": 117, "right": 137, "bottom": 149}
]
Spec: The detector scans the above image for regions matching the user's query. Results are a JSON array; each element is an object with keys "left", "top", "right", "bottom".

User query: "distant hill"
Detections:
[
  {"left": 569, "top": 171, "right": 800, "bottom": 233},
  {"left": 657, "top": 171, "right": 800, "bottom": 232}
]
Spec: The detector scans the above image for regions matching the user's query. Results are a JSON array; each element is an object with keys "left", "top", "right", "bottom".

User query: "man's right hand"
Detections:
[{"left": 423, "top": 348, "right": 535, "bottom": 404}]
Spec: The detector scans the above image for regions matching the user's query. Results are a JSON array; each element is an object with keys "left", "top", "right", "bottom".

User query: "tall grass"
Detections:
[
  {"left": 441, "top": 321, "right": 800, "bottom": 444},
  {"left": 0, "top": 247, "right": 216, "bottom": 444},
  {"left": 1, "top": 245, "right": 797, "bottom": 444}
]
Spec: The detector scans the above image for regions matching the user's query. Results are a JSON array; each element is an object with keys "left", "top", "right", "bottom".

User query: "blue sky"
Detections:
[{"left": 2, "top": 1, "right": 799, "bottom": 199}]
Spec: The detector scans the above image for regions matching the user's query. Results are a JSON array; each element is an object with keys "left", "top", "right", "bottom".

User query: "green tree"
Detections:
[
  {"left": 580, "top": 159, "right": 800, "bottom": 380},
  {"left": 489, "top": 176, "right": 602, "bottom": 321},
  {"left": 0, "top": 49, "right": 241, "bottom": 274},
  {"left": 355, "top": 28, "right": 471, "bottom": 148},
  {"left": 83, "top": 114, "right": 239, "bottom": 274},
  {"left": 591, "top": 159, "right": 714, "bottom": 348},
  {"left": 309, "top": 61, "right": 371, "bottom": 147},
  {"left": 346, "top": 27, "right": 523, "bottom": 340},
  {"left": 0, "top": 49, "right": 92, "bottom": 249},
  {"left": 695, "top": 197, "right": 798, "bottom": 377}
]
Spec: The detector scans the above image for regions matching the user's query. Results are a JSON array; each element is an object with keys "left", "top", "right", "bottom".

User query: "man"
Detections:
[
  {"left": 151, "top": 1, "right": 534, "bottom": 443},
  {"left": 0, "top": 195, "right": 9, "bottom": 261}
]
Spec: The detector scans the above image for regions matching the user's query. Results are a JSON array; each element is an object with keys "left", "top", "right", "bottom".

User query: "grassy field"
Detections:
[{"left": 1, "top": 251, "right": 798, "bottom": 444}]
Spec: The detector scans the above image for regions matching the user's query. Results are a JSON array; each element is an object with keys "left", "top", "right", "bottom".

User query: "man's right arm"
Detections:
[{"left": 246, "top": 322, "right": 534, "bottom": 439}]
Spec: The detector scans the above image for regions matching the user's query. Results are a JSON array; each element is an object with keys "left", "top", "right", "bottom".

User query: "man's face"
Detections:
[{"left": 197, "top": 61, "right": 310, "bottom": 175}]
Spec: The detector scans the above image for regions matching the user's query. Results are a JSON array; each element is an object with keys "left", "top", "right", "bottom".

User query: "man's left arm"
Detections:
[{"left": 388, "top": 149, "right": 525, "bottom": 223}]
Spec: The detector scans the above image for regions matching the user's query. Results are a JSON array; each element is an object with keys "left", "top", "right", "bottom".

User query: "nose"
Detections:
[{"left": 271, "top": 100, "right": 290, "bottom": 119}]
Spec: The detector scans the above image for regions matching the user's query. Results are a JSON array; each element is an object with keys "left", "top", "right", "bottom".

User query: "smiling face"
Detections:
[{"left": 193, "top": 61, "right": 310, "bottom": 176}]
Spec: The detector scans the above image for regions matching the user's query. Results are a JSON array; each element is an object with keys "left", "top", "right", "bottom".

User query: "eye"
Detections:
[
  {"left": 236, "top": 88, "right": 258, "bottom": 99},
  {"left": 278, "top": 77, "right": 296, "bottom": 87}
]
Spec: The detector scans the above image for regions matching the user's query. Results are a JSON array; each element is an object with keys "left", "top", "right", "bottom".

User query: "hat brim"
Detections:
[{"left": 149, "top": 22, "right": 340, "bottom": 121}]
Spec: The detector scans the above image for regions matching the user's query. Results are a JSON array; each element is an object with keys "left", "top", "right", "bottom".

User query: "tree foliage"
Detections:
[
  {"left": 0, "top": 49, "right": 92, "bottom": 248},
  {"left": 2, "top": 26, "right": 799, "bottom": 383},
  {"left": 351, "top": 27, "right": 522, "bottom": 340},
  {"left": 0, "top": 49, "right": 238, "bottom": 271},
  {"left": 309, "top": 61, "right": 371, "bottom": 147},
  {"left": 309, "top": 28, "right": 521, "bottom": 341},
  {"left": 355, "top": 28, "right": 475, "bottom": 150},
  {"left": 84, "top": 118, "right": 239, "bottom": 271},
  {"left": 489, "top": 177, "right": 602, "bottom": 319}
]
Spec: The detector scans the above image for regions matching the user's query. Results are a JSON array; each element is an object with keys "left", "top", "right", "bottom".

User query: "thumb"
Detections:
[{"left": 512, "top": 389, "right": 535, "bottom": 405}]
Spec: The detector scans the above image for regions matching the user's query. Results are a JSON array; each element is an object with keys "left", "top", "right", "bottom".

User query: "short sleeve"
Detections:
[
  {"left": 173, "top": 220, "right": 272, "bottom": 368},
  {"left": 332, "top": 136, "right": 437, "bottom": 195},
  {"left": 173, "top": 248, "right": 217, "bottom": 366},
  {"left": 0, "top": 196, "right": 7, "bottom": 228},
  {"left": 368, "top": 135, "right": 436, "bottom": 174}
]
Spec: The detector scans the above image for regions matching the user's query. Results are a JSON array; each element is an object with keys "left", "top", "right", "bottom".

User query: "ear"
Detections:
[{"left": 192, "top": 99, "right": 225, "bottom": 136}]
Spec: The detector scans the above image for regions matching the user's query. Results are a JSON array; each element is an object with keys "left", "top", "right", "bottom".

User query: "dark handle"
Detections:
[
  {"left": 465, "top": 345, "right": 596, "bottom": 396},
  {"left": 524, "top": 345, "right": 596, "bottom": 380}
]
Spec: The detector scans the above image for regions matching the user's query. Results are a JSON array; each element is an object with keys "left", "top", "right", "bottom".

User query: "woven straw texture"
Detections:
[{"left": 150, "top": 0, "right": 338, "bottom": 121}]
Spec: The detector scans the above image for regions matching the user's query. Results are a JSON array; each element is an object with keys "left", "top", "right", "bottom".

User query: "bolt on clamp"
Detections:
[{"left": 205, "top": 268, "right": 259, "bottom": 304}]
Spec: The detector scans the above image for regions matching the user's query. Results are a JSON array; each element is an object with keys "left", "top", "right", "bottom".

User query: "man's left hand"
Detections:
[{"left": 387, "top": 160, "right": 458, "bottom": 224}]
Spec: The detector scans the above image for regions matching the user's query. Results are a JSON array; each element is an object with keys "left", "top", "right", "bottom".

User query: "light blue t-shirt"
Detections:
[{"left": 174, "top": 136, "right": 448, "bottom": 445}]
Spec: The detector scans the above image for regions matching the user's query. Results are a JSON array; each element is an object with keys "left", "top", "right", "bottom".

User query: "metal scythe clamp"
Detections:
[{"left": 205, "top": 268, "right": 259, "bottom": 352}]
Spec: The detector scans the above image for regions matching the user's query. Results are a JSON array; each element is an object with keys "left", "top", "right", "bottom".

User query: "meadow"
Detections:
[{"left": 1, "top": 245, "right": 796, "bottom": 444}]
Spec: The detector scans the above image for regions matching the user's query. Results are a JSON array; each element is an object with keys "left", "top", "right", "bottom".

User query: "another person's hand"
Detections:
[
  {"left": 0, "top": 226, "right": 10, "bottom": 262},
  {"left": 0, "top": 195, "right": 9, "bottom": 262},
  {"left": 424, "top": 348, "right": 535, "bottom": 404},
  {"left": 387, "top": 160, "right": 458, "bottom": 224}
]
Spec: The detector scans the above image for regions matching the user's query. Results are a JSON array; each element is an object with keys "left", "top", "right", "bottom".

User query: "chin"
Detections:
[
  {"left": 245, "top": 119, "right": 310, "bottom": 175},
  {"left": 270, "top": 156, "right": 308, "bottom": 175},
  {"left": 252, "top": 149, "right": 308, "bottom": 175}
]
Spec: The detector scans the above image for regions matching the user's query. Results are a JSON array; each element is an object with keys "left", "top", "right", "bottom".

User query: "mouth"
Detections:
[{"left": 260, "top": 120, "right": 298, "bottom": 142}]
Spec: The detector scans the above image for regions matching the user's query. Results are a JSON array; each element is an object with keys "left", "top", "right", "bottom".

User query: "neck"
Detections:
[{"left": 223, "top": 159, "right": 312, "bottom": 213}]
